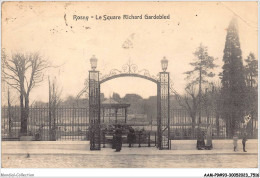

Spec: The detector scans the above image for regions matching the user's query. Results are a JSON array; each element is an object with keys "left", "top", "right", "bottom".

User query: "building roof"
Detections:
[
  {"left": 101, "top": 98, "right": 130, "bottom": 109},
  {"left": 102, "top": 98, "right": 118, "bottom": 104}
]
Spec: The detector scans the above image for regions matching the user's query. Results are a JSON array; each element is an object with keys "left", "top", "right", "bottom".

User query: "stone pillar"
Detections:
[
  {"left": 125, "top": 108, "right": 127, "bottom": 123},
  {"left": 115, "top": 108, "right": 118, "bottom": 124}
]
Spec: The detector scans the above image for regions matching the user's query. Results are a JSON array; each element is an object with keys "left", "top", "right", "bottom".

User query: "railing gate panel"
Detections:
[
  {"left": 157, "top": 83, "right": 161, "bottom": 149},
  {"left": 89, "top": 71, "right": 101, "bottom": 150},
  {"left": 159, "top": 72, "right": 170, "bottom": 149}
]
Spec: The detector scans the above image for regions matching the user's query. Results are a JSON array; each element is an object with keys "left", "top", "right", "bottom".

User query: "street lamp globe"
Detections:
[
  {"left": 90, "top": 55, "right": 97, "bottom": 71},
  {"left": 161, "top": 56, "right": 168, "bottom": 72}
]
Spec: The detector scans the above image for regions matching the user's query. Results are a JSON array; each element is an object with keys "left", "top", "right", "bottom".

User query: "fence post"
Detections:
[
  {"left": 8, "top": 106, "right": 12, "bottom": 137},
  {"left": 148, "top": 132, "right": 150, "bottom": 147},
  {"left": 155, "top": 132, "right": 157, "bottom": 146},
  {"left": 138, "top": 131, "right": 141, "bottom": 147},
  {"left": 103, "top": 131, "right": 106, "bottom": 148}
]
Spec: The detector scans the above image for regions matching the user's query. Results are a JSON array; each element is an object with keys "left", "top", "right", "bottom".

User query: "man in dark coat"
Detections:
[
  {"left": 242, "top": 132, "right": 247, "bottom": 152},
  {"left": 127, "top": 127, "right": 135, "bottom": 147},
  {"left": 114, "top": 125, "right": 123, "bottom": 152}
]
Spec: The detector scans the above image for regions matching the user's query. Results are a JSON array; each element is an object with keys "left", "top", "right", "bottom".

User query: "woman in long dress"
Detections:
[
  {"left": 205, "top": 124, "right": 213, "bottom": 150},
  {"left": 115, "top": 126, "right": 122, "bottom": 152}
]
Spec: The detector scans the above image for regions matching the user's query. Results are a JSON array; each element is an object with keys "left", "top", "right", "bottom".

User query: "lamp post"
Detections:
[
  {"left": 161, "top": 56, "right": 168, "bottom": 72},
  {"left": 90, "top": 55, "right": 98, "bottom": 71}
]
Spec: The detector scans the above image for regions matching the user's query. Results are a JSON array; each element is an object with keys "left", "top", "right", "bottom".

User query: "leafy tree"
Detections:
[
  {"left": 123, "top": 94, "right": 142, "bottom": 102},
  {"left": 143, "top": 96, "right": 157, "bottom": 122},
  {"left": 184, "top": 43, "right": 217, "bottom": 124},
  {"left": 220, "top": 18, "right": 247, "bottom": 137},
  {"left": 112, "top": 92, "right": 121, "bottom": 102},
  {"left": 245, "top": 52, "right": 258, "bottom": 88},
  {"left": 123, "top": 94, "right": 144, "bottom": 114},
  {"left": 244, "top": 52, "right": 258, "bottom": 137}
]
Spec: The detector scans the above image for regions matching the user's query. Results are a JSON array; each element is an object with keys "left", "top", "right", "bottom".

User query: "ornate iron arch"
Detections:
[
  {"left": 100, "top": 60, "right": 160, "bottom": 84},
  {"left": 76, "top": 61, "right": 159, "bottom": 100},
  {"left": 100, "top": 73, "right": 159, "bottom": 85}
]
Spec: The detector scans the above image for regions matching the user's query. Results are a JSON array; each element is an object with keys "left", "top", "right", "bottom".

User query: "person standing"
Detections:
[
  {"left": 127, "top": 127, "right": 135, "bottom": 148},
  {"left": 112, "top": 133, "right": 116, "bottom": 149},
  {"left": 233, "top": 133, "right": 238, "bottom": 152},
  {"left": 242, "top": 132, "right": 247, "bottom": 152},
  {"left": 115, "top": 125, "right": 123, "bottom": 152},
  {"left": 112, "top": 126, "right": 116, "bottom": 149},
  {"left": 205, "top": 124, "right": 213, "bottom": 150}
]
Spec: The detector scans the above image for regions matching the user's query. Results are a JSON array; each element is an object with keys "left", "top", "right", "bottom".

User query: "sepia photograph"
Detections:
[{"left": 1, "top": 1, "right": 259, "bottom": 177}]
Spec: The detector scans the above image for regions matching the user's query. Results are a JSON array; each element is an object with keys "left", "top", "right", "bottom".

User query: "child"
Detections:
[
  {"left": 242, "top": 132, "right": 247, "bottom": 152},
  {"left": 233, "top": 133, "right": 238, "bottom": 152}
]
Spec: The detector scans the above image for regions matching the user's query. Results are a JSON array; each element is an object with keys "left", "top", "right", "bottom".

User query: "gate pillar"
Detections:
[
  {"left": 159, "top": 72, "right": 170, "bottom": 150},
  {"left": 89, "top": 70, "right": 101, "bottom": 150},
  {"left": 157, "top": 83, "right": 161, "bottom": 149}
]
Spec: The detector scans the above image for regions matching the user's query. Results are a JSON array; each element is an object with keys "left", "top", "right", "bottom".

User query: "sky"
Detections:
[{"left": 1, "top": 1, "right": 258, "bottom": 104}]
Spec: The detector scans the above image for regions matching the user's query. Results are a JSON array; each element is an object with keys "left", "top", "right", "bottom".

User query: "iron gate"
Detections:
[{"left": 88, "top": 60, "right": 171, "bottom": 150}]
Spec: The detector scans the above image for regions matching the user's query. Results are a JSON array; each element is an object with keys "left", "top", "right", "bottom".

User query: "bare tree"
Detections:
[
  {"left": 2, "top": 52, "right": 49, "bottom": 135},
  {"left": 49, "top": 77, "right": 62, "bottom": 141},
  {"left": 184, "top": 44, "right": 217, "bottom": 124},
  {"left": 177, "top": 84, "right": 199, "bottom": 137},
  {"left": 201, "top": 82, "right": 222, "bottom": 136},
  {"left": 1, "top": 49, "right": 7, "bottom": 93}
]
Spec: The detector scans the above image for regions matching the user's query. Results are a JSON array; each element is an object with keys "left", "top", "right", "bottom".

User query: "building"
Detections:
[{"left": 101, "top": 98, "right": 130, "bottom": 124}]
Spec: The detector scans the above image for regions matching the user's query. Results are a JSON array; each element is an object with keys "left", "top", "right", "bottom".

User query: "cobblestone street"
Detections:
[{"left": 2, "top": 149, "right": 258, "bottom": 168}]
